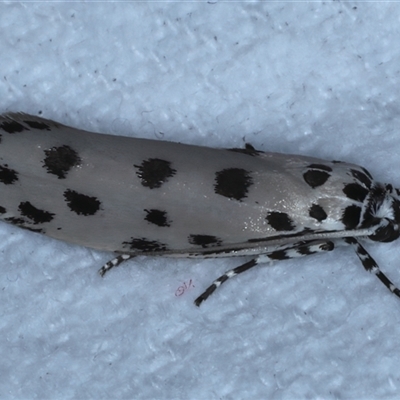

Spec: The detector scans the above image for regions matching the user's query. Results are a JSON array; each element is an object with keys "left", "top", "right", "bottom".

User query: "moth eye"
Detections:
[
  {"left": 392, "top": 198, "right": 400, "bottom": 224},
  {"left": 369, "top": 218, "right": 400, "bottom": 243},
  {"left": 386, "top": 184, "right": 393, "bottom": 192}
]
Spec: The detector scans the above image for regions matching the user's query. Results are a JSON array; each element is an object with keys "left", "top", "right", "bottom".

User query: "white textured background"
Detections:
[{"left": 1, "top": 2, "right": 400, "bottom": 399}]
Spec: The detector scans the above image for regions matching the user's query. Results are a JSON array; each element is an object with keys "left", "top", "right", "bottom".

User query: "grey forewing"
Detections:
[{"left": 0, "top": 113, "right": 375, "bottom": 256}]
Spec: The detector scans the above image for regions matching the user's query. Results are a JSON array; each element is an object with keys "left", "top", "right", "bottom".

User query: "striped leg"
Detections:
[
  {"left": 345, "top": 237, "right": 400, "bottom": 298},
  {"left": 194, "top": 259, "right": 257, "bottom": 306},
  {"left": 194, "top": 240, "right": 335, "bottom": 306},
  {"left": 98, "top": 254, "right": 135, "bottom": 277}
]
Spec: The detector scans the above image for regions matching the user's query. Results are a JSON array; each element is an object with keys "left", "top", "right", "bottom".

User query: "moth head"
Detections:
[{"left": 367, "top": 184, "right": 400, "bottom": 243}]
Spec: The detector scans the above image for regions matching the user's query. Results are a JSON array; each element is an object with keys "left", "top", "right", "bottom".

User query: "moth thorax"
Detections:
[{"left": 366, "top": 183, "right": 400, "bottom": 243}]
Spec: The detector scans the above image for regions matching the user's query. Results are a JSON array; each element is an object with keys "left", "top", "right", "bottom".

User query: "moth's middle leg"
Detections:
[{"left": 194, "top": 239, "right": 335, "bottom": 306}]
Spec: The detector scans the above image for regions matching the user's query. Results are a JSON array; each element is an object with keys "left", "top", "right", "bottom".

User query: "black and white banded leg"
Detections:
[
  {"left": 194, "top": 240, "right": 335, "bottom": 306},
  {"left": 345, "top": 237, "right": 400, "bottom": 298},
  {"left": 98, "top": 254, "right": 135, "bottom": 277}
]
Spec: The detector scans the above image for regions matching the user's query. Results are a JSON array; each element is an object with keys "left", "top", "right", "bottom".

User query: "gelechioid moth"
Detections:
[{"left": 0, "top": 112, "right": 399, "bottom": 306}]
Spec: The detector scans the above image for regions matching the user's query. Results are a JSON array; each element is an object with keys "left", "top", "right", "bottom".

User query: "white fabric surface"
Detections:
[{"left": 1, "top": 2, "right": 400, "bottom": 399}]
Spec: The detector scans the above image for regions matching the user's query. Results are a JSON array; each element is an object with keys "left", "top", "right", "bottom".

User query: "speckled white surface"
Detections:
[{"left": 1, "top": 2, "right": 400, "bottom": 399}]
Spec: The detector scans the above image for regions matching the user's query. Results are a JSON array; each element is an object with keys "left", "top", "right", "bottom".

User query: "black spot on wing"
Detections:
[
  {"left": 64, "top": 189, "right": 101, "bottom": 216},
  {"left": 361, "top": 167, "right": 373, "bottom": 181},
  {"left": 228, "top": 143, "right": 262, "bottom": 156},
  {"left": 359, "top": 209, "right": 377, "bottom": 229},
  {"left": 18, "top": 201, "right": 55, "bottom": 224},
  {"left": 5, "top": 217, "right": 27, "bottom": 226},
  {"left": 309, "top": 203, "right": 327, "bottom": 222},
  {"left": 266, "top": 211, "right": 296, "bottom": 231},
  {"left": 43, "top": 145, "right": 81, "bottom": 179},
  {"left": 342, "top": 204, "right": 361, "bottom": 230},
  {"left": 144, "top": 209, "right": 171, "bottom": 227},
  {"left": 134, "top": 158, "right": 176, "bottom": 189},
  {"left": 303, "top": 165, "right": 331, "bottom": 188},
  {"left": 0, "top": 120, "right": 27, "bottom": 133},
  {"left": 342, "top": 183, "right": 369, "bottom": 202},
  {"left": 0, "top": 205, "right": 6, "bottom": 214},
  {"left": 214, "top": 168, "right": 253, "bottom": 201},
  {"left": 24, "top": 227, "right": 44, "bottom": 233},
  {"left": 188, "top": 234, "right": 223, "bottom": 248},
  {"left": 24, "top": 120, "right": 51, "bottom": 130},
  {"left": 350, "top": 168, "right": 372, "bottom": 189},
  {"left": 122, "top": 238, "right": 168, "bottom": 252},
  {"left": 0, "top": 164, "right": 18, "bottom": 185}
]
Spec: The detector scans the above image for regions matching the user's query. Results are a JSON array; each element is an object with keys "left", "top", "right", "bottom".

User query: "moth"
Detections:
[{"left": 0, "top": 112, "right": 399, "bottom": 306}]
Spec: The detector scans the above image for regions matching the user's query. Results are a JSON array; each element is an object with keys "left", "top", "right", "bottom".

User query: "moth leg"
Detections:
[
  {"left": 345, "top": 237, "right": 400, "bottom": 298},
  {"left": 98, "top": 254, "right": 135, "bottom": 277},
  {"left": 194, "top": 240, "right": 335, "bottom": 307},
  {"left": 258, "top": 240, "right": 334, "bottom": 262},
  {"left": 194, "top": 259, "right": 257, "bottom": 307}
]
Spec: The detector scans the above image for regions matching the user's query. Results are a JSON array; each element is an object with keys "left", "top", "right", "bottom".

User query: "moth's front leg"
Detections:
[{"left": 345, "top": 237, "right": 400, "bottom": 298}]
